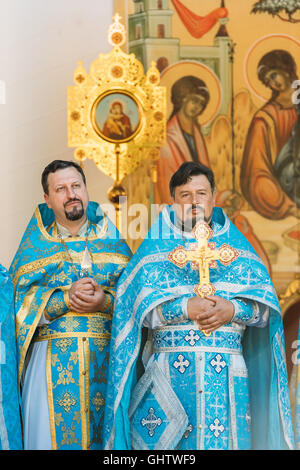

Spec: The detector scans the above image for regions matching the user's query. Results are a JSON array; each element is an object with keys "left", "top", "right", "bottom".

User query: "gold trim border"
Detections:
[
  {"left": 78, "top": 338, "right": 88, "bottom": 450},
  {"left": 34, "top": 332, "right": 111, "bottom": 342},
  {"left": 63, "top": 312, "right": 112, "bottom": 320},
  {"left": 15, "top": 286, "right": 39, "bottom": 339},
  {"left": 44, "top": 285, "right": 71, "bottom": 322},
  {"left": 84, "top": 338, "right": 90, "bottom": 449},
  {"left": 35, "top": 207, "right": 108, "bottom": 243},
  {"left": 13, "top": 251, "right": 130, "bottom": 289},
  {"left": 17, "top": 287, "right": 57, "bottom": 384},
  {"left": 46, "top": 341, "right": 57, "bottom": 450}
]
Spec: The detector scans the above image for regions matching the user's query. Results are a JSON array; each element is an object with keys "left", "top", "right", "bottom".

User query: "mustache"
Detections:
[
  {"left": 186, "top": 204, "right": 204, "bottom": 215},
  {"left": 64, "top": 198, "right": 83, "bottom": 208}
]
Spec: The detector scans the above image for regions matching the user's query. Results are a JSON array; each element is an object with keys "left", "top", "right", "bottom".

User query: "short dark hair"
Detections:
[
  {"left": 258, "top": 49, "right": 298, "bottom": 85},
  {"left": 169, "top": 162, "right": 215, "bottom": 198},
  {"left": 41, "top": 160, "right": 86, "bottom": 195},
  {"left": 169, "top": 75, "right": 210, "bottom": 121}
]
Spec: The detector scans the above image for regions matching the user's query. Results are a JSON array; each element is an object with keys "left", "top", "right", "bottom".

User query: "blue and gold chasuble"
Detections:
[
  {"left": 10, "top": 202, "right": 131, "bottom": 450},
  {"left": 103, "top": 206, "right": 295, "bottom": 450},
  {"left": 0, "top": 265, "right": 22, "bottom": 449}
]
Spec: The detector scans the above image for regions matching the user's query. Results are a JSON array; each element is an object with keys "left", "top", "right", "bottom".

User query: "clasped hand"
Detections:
[
  {"left": 69, "top": 277, "right": 106, "bottom": 313},
  {"left": 187, "top": 295, "right": 234, "bottom": 334}
]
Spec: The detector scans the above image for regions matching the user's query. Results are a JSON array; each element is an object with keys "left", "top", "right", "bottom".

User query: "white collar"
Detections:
[{"left": 56, "top": 219, "right": 89, "bottom": 238}]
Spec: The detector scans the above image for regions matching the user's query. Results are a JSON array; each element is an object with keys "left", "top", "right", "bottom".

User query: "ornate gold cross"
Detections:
[{"left": 168, "top": 222, "right": 239, "bottom": 334}]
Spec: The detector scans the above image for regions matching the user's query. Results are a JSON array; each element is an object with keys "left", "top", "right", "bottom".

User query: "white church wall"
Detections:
[{"left": 0, "top": 0, "right": 115, "bottom": 268}]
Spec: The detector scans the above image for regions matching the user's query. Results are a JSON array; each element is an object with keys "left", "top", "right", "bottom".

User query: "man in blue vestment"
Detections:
[
  {"left": 291, "top": 320, "right": 300, "bottom": 449},
  {"left": 0, "top": 265, "right": 22, "bottom": 450},
  {"left": 103, "top": 162, "right": 295, "bottom": 450},
  {"left": 10, "top": 160, "right": 131, "bottom": 450}
]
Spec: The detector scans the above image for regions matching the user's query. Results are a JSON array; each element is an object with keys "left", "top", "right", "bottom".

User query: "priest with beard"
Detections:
[
  {"left": 10, "top": 160, "right": 131, "bottom": 450},
  {"left": 104, "top": 162, "right": 294, "bottom": 450}
]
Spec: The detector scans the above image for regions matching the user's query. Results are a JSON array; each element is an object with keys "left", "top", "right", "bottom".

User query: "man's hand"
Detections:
[
  {"left": 69, "top": 277, "right": 95, "bottom": 298},
  {"left": 69, "top": 278, "right": 106, "bottom": 313},
  {"left": 188, "top": 295, "right": 234, "bottom": 334},
  {"left": 187, "top": 296, "right": 215, "bottom": 321}
]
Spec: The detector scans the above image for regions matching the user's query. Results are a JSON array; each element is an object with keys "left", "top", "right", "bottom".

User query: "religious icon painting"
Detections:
[
  {"left": 91, "top": 90, "right": 142, "bottom": 143},
  {"left": 115, "top": 0, "right": 300, "bottom": 295},
  {"left": 160, "top": 61, "right": 222, "bottom": 128}
]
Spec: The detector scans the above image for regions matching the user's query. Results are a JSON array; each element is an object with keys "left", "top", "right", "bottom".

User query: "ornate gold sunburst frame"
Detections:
[{"left": 68, "top": 14, "right": 166, "bottom": 224}]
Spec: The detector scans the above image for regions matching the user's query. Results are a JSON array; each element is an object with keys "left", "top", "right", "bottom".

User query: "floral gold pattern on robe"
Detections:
[{"left": 10, "top": 202, "right": 131, "bottom": 450}]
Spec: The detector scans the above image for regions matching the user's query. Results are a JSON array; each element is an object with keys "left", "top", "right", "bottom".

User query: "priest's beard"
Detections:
[
  {"left": 182, "top": 205, "right": 212, "bottom": 232},
  {"left": 64, "top": 199, "right": 85, "bottom": 221}
]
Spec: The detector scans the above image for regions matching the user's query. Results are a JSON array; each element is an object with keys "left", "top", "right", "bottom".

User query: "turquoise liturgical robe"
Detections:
[
  {"left": 10, "top": 202, "right": 131, "bottom": 450},
  {"left": 293, "top": 320, "right": 300, "bottom": 449},
  {"left": 103, "top": 206, "right": 295, "bottom": 450},
  {"left": 0, "top": 264, "right": 22, "bottom": 450}
]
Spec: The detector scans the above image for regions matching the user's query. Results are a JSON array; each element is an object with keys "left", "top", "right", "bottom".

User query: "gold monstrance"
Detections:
[
  {"left": 68, "top": 14, "right": 166, "bottom": 231},
  {"left": 168, "top": 222, "right": 239, "bottom": 334}
]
